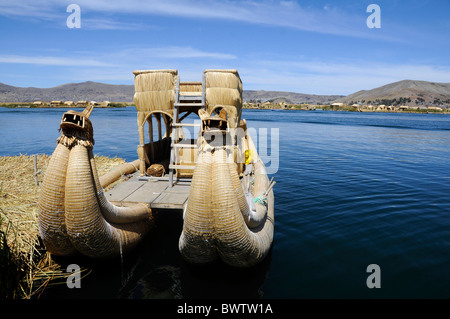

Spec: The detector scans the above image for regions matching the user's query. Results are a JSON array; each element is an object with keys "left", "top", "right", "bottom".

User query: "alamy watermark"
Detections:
[
  {"left": 366, "top": 4, "right": 381, "bottom": 29},
  {"left": 66, "top": 263, "right": 81, "bottom": 288},
  {"left": 366, "top": 264, "right": 381, "bottom": 288},
  {"left": 66, "top": 4, "right": 81, "bottom": 28},
  {"left": 67, "top": 4, "right": 380, "bottom": 30},
  {"left": 176, "top": 121, "right": 280, "bottom": 175}
]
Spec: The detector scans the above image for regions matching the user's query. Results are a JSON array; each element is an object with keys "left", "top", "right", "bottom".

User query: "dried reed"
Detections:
[
  {"left": 0, "top": 154, "right": 124, "bottom": 298},
  {"left": 179, "top": 81, "right": 202, "bottom": 93},
  {"left": 204, "top": 69, "right": 242, "bottom": 91},
  {"left": 204, "top": 69, "right": 243, "bottom": 128},
  {"left": 133, "top": 70, "right": 178, "bottom": 112}
]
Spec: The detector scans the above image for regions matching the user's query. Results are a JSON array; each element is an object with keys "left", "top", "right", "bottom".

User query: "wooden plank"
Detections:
[
  {"left": 166, "top": 183, "right": 191, "bottom": 194},
  {"left": 106, "top": 175, "right": 191, "bottom": 210},
  {"left": 123, "top": 180, "right": 168, "bottom": 204},
  {"left": 151, "top": 192, "right": 189, "bottom": 209},
  {"left": 104, "top": 178, "right": 146, "bottom": 203},
  {"left": 138, "top": 176, "right": 191, "bottom": 183},
  {"left": 151, "top": 182, "right": 190, "bottom": 209}
]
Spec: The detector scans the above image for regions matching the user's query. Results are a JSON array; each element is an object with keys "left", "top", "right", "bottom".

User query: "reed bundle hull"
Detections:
[{"left": 38, "top": 106, "right": 153, "bottom": 258}]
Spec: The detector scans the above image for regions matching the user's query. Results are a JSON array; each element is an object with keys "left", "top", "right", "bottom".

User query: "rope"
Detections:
[
  {"left": 112, "top": 167, "right": 123, "bottom": 178},
  {"left": 253, "top": 195, "right": 267, "bottom": 205},
  {"left": 252, "top": 176, "right": 275, "bottom": 206},
  {"left": 129, "top": 161, "right": 139, "bottom": 172}
]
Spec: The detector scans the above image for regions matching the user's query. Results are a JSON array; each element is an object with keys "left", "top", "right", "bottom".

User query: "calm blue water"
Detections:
[{"left": 1, "top": 107, "right": 450, "bottom": 299}]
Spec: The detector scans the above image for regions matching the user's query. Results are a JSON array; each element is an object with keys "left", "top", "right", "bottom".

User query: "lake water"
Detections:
[{"left": 1, "top": 107, "right": 450, "bottom": 299}]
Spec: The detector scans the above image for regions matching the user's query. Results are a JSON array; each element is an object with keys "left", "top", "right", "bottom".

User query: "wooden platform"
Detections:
[{"left": 105, "top": 172, "right": 190, "bottom": 210}]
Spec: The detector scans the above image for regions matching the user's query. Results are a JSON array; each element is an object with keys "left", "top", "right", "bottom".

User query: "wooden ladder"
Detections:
[{"left": 168, "top": 74, "right": 205, "bottom": 187}]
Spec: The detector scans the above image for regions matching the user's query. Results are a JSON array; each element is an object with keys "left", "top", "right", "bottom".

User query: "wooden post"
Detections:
[
  {"left": 156, "top": 113, "right": 162, "bottom": 141},
  {"left": 33, "top": 154, "right": 42, "bottom": 186},
  {"left": 138, "top": 113, "right": 146, "bottom": 176}
]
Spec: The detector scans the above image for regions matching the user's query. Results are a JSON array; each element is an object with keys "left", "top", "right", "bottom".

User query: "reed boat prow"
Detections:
[{"left": 38, "top": 69, "right": 275, "bottom": 267}]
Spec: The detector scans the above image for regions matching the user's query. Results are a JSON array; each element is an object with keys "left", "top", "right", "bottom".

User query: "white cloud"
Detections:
[
  {"left": 0, "top": 54, "right": 115, "bottom": 67},
  {"left": 81, "top": 18, "right": 156, "bottom": 30},
  {"left": 3, "top": 50, "right": 449, "bottom": 95},
  {"left": 0, "top": 45, "right": 235, "bottom": 67},
  {"left": 117, "top": 47, "right": 236, "bottom": 60},
  {"left": 0, "top": 0, "right": 381, "bottom": 38}
]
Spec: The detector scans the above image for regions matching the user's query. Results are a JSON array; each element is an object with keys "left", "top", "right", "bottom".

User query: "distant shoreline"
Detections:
[
  {"left": 1, "top": 102, "right": 448, "bottom": 114},
  {"left": 0, "top": 101, "right": 132, "bottom": 108},
  {"left": 242, "top": 103, "right": 450, "bottom": 114}
]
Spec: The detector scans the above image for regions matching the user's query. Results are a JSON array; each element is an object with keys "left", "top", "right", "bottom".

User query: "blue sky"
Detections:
[{"left": 0, "top": 0, "right": 449, "bottom": 95}]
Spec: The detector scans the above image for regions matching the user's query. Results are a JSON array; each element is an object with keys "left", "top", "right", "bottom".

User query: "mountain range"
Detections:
[
  {"left": 0, "top": 79, "right": 449, "bottom": 106},
  {"left": 334, "top": 80, "right": 450, "bottom": 106},
  {"left": 0, "top": 81, "right": 134, "bottom": 103}
]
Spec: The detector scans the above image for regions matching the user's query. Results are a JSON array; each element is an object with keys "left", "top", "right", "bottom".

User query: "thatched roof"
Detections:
[{"left": 133, "top": 69, "right": 178, "bottom": 113}]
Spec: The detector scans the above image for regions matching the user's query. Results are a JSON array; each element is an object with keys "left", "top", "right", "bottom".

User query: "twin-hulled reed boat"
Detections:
[{"left": 38, "top": 69, "right": 275, "bottom": 267}]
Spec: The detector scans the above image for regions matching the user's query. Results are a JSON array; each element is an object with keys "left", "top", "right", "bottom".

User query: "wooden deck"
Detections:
[{"left": 105, "top": 172, "right": 191, "bottom": 210}]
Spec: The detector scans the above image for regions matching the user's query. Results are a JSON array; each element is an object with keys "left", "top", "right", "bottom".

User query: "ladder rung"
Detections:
[
  {"left": 169, "top": 164, "right": 196, "bottom": 170},
  {"left": 175, "top": 103, "right": 204, "bottom": 107},
  {"left": 172, "top": 123, "right": 200, "bottom": 127},
  {"left": 172, "top": 143, "right": 197, "bottom": 148},
  {"left": 179, "top": 96, "right": 202, "bottom": 101}
]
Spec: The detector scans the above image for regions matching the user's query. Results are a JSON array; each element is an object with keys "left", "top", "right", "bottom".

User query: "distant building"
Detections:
[
  {"left": 99, "top": 101, "right": 110, "bottom": 108},
  {"left": 50, "top": 100, "right": 62, "bottom": 107},
  {"left": 64, "top": 101, "right": 74, "bottom": 106}
]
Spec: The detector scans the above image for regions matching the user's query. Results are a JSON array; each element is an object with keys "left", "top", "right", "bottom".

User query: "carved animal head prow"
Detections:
[{"left": 58, "top": 105, "right": 95, "bottom": 146}]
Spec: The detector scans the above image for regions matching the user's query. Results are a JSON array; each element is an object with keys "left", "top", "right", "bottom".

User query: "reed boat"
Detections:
[{"left": 38, "top": 69, "right": 275, "bottom": 267}]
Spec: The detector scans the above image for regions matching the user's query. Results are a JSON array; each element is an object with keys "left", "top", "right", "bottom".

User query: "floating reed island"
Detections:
[
  {"left": 38, "top": 69, "right": 275, "bottom": 268},
  {"left": 0, "top": 154, "right": 125, "bottom": 298}
]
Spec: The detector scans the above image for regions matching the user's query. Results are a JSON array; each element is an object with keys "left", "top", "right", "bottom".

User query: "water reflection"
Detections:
[
  {"left": 41, "top": 209, "right": 273, "bottom": 299},
  {"left": 120, "top": 210, "right": 273, "bottom": 299}
]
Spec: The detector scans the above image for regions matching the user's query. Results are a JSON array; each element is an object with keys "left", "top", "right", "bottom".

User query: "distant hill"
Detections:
[
  {"left": 1, "top": 79, "right": 449, "bottom": 106},
  {"left": 243, "top": 90, "right": 343, "bottom": 105},
  {"left": 0, "top": 81, "right": 342, "bottom": 104},
  {"left": 0, "top": 81, "right": 134, "bottom": 103},
  {"left": 334, "top": 80, "right": 450, "bottom": 106}
]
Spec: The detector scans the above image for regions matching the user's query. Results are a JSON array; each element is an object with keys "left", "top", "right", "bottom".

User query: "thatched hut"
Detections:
[
  {"left": 132, "top": 69, "right": 244, "bottom": 176},
  {"left": 133, "top": 69, "right": 178, "bottom": 176},
  {"left": 99, "top": 101, "right": 110, "bottom": 108},
  {"left": 50, "top": 100, "right": 62, "bottom": 107}
]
